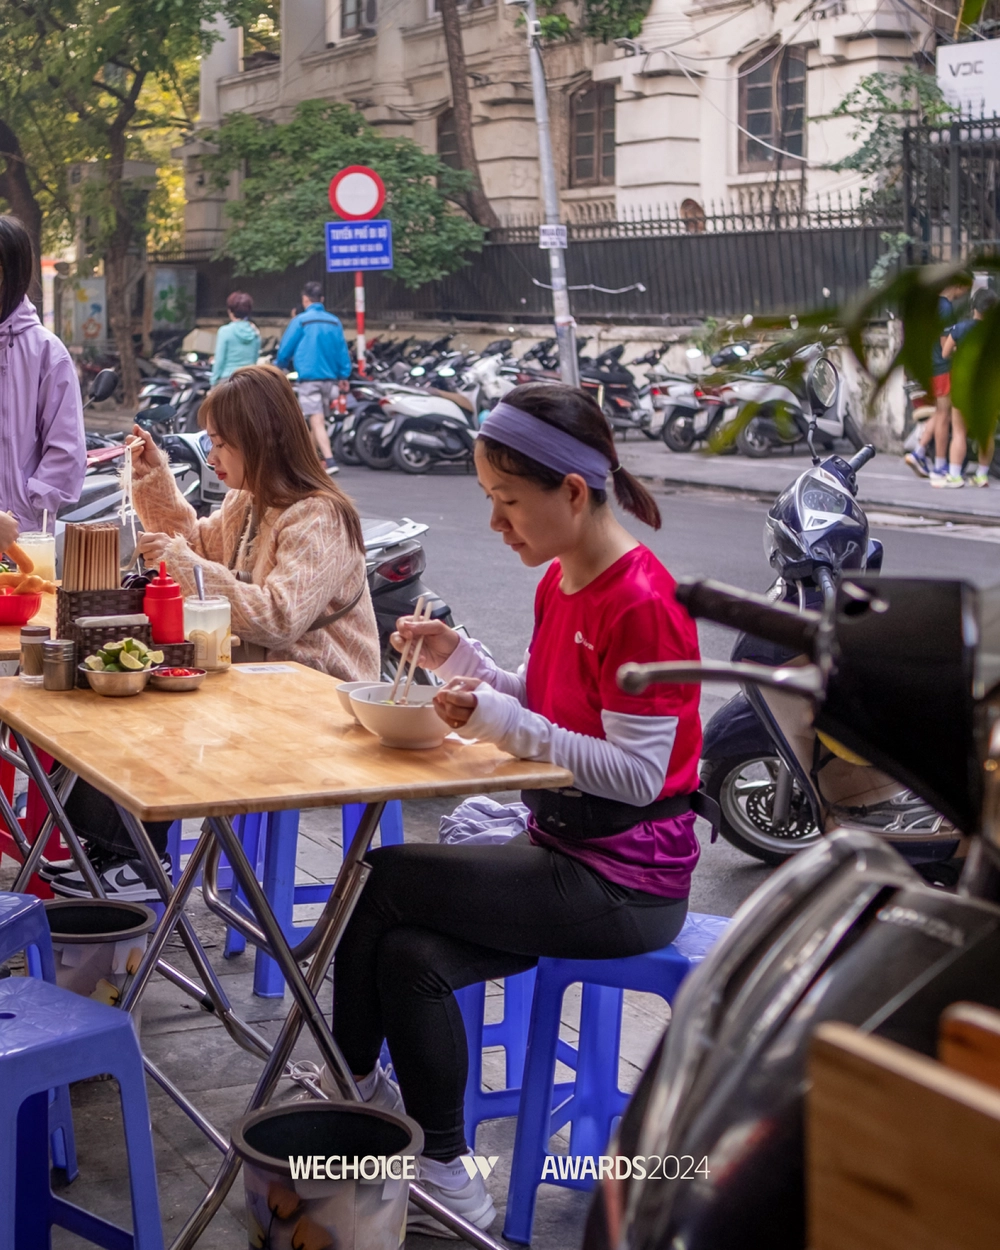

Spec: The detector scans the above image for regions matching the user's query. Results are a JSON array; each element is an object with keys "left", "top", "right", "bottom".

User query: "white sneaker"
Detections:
[
  {"left": 293, "top": 1060, "right": 405, "bottom": 1116},
  {"left": 348, "top": 1060, "right": 405, "bottom": 1115},
  {"left": 407, "top": 1157, "right": 497, "bottom": 1239}
]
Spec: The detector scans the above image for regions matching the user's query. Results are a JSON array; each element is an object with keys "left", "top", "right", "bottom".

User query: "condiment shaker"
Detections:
[
  {"left": 42, "top": 640, "right": 77, "bottom": 691},
  {"left": 19, "top": 625, "right": 51, "bottom": 685}
]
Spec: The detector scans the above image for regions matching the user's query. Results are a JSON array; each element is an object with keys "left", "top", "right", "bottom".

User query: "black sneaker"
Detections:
[
  {"left": 50, "top": 855, "right": 170, "bottom": 901},
  {"left": 324, "top": 457, "right": 340, "bottom": 476},
  {"left": 39, "top": 842, "right": 117, "bottom": 883}
]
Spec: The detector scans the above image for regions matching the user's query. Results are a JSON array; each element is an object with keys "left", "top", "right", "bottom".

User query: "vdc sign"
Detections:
[{"left": 937, "top": 38, "right": 1000, "bottom": 117}]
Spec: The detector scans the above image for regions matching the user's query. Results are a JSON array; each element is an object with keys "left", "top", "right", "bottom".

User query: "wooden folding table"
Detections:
[{"left": 0, "top": 663, "right": 571, "bottom": 1249}]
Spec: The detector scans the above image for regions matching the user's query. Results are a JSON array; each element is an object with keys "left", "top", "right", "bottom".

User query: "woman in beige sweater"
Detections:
[{"left": 130, "top": 364, "right": 380, "bottom": 682}]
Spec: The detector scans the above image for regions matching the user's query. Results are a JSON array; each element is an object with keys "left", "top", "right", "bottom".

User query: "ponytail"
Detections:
[
  {"left": 480, "top": 382, "right": 662, "bottom": 530},
  {"left": 609, "top": 463, "right": 661, "bottom": 529}
]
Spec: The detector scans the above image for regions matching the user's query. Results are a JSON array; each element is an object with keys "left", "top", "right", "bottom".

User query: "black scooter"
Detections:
[
  {"left": 700, "top": 436, "right": 958, "bottom": 869},
  {"left": 585, "top": 574, "right": 1000, "bottom": 1250}
]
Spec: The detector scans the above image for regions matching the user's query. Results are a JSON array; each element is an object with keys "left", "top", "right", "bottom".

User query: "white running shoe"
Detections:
[
  {"left": 293, "top": 1060, "right": 405, "bottom": 1116},
  {"left": 406, "top": 1157, "right": 497, "bottom": 1239}
]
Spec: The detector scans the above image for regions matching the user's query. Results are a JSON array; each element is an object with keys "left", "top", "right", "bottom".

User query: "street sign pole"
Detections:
[
  {"left": 354, "top": 271, "right": 366, "bottom": 376},
  {"left": 328, "top": 166, "right": 388, "bottom": 381},
  {"left": 524, "top": 0, "right": 579, "bottom": 388}
]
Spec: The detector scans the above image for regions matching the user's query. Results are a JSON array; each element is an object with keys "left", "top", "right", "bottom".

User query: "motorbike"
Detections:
[
  {"left": 657, "top": 344, "right": 749, "bottom": 452},
  {"left": 722, "top": 346, "right": 865, "bottom": 458},
  {"left": 586, "top": 572, "right": 1000, "bottom": 1250},
  {"left": 700, "top": 432, "right": 959, "bottom": 869},
  {"left": 136, "top": 352, "right": 211, "bottom": 434},
  {"left": 356, "top": 345, "right": 515, "bottom": 474}
]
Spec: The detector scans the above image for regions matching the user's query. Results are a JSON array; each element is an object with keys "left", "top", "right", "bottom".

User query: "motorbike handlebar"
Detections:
[
  {"left": 847, "top": 444, "right": 876, "bottom": 473},
  {"left": 675, "top": 577, "right": 820, "bottom": 654}
]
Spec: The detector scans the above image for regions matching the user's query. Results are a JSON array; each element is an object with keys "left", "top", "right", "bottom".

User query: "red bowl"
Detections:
[{"left": 0, "top": 590, "right": 43, "bottom": 625}]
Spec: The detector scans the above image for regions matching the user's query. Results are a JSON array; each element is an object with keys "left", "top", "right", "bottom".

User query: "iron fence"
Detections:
[
  {"left": 903, "top": 115, "right": 1000, "bottom": 260},
  {"left": 154, "top": 218, "right": 896, "bottom": 326},
  {"left": 494, "top": 189, "right": 897, "bottom": 243}
]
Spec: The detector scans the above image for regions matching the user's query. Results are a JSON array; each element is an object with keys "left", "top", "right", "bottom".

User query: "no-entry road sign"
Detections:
[
  {"left": 325, "top": 219, "right": 394, "bottom": 272},
  {"left": 329, "top": 166, "right": 386, "bottom": 220}
]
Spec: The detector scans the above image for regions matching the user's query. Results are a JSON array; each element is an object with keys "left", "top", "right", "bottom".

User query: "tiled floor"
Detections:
[{"left": 2, "top": 794, "right": 691, "bottom": 1250}]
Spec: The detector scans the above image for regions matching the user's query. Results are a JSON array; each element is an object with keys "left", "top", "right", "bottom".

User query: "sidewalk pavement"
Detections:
[{"left": 617, "top": 439, "right": 1000, "bottom": 523}]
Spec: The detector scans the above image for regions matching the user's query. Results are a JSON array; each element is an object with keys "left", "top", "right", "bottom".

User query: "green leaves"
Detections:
[
  {"left": 581, "top": 0, "right": 652, "bottom": 41},
  {"left": 956, "top": 0, "right": 989, "bottom": 30},
  {"left": 203, "top": 100, "right": 485, "bottom": 289}
]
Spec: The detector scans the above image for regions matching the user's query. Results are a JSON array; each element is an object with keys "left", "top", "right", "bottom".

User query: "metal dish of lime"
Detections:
[{"left": 80, "top": 637, "right": 164, "bottom": 697}]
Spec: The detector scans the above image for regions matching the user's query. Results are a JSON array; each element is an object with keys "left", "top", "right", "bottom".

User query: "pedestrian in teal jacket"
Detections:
[{"left": 210, "top": 291, "right": 261, "bottom": 387}]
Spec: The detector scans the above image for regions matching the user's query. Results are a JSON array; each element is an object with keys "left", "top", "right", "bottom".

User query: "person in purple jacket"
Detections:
[{"left": 0, "top": 215, "right": 85, "bottom": 531}]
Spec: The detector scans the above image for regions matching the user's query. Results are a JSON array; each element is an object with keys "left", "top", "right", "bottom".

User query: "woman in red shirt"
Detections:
[{"left": 331, "top": 382, "right": 702, "bottom": 1234}]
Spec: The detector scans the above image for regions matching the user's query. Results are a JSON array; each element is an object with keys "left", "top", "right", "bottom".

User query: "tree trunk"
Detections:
[
  {"left": 437, "top": 0, "right": 499, "bottom": 229},
  {"left": 0, "top": 117, "right": 44, "bottom": 311},
  {"left": 105, "top": 124, "right": 140, "bottom": 409}
]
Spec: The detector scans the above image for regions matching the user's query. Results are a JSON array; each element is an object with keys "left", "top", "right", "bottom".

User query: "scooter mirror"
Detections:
[{"left": 88, "top": 368, "right": 119, "bottom": 403}]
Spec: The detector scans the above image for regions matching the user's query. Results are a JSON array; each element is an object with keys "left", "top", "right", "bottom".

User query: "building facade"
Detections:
[{"left": 181, "top": 0, "right": 932, "bottom": 252}]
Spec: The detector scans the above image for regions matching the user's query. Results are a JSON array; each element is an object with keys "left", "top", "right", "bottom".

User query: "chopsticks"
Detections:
[{"left": 388, "top": 596, "right": 434, "bottom": 704}]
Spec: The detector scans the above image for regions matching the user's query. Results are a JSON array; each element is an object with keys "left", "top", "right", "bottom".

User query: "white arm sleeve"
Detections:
[
  {"left": 459, "top": 683, "right": 678, "bottom": 805},
  {"left": 436, "top": 635, "right": 527, "bottom": 704}
]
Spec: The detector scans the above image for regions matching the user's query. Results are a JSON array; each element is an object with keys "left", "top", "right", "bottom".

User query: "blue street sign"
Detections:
[{"left": 325, "top": 219, "right": 393, "bottom": 272}]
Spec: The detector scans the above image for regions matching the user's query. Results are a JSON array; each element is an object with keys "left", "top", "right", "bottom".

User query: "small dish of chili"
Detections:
[{"left": 149, "top": 666, "right": 207, "bottom": 693}]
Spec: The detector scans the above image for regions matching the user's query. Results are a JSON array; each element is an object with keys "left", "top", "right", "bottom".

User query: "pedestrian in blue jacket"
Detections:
[{"left": 276, "top": 280, "right": 351, "bottom": 474}]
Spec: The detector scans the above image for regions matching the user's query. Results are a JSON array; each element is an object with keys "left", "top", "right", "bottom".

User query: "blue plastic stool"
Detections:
[
  {"left": 224, "top": 802, "right": 405, "bottom": 997},
  {"left": 0, "top": 892, "right": 78, "bottom": 1181},
  {"left": 166, "top": 819, "right": 234, "bottom": 890},
  {"left": 455, "top": 967, "right": 538, "bottom": 1144},
  {"left": 0, "top": 976, "right": 164, "bottom": 1249},
  {"left": 503, "top": 912, "right": 730, "bottom": 1244}
]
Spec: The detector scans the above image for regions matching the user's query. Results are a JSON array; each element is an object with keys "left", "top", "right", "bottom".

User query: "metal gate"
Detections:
[{"left": 903, "top": 117, "right": 1000, "bottom": 260}]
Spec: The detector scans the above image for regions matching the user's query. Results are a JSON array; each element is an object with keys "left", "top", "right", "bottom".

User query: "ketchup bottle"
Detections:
[{"left": 143, "top": 562, "right": 185, "bottom": 644}]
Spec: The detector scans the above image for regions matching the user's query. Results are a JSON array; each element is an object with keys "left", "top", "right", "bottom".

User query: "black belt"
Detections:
[{"left": 520, "top": 786, "right": 720, "bottom": 843}]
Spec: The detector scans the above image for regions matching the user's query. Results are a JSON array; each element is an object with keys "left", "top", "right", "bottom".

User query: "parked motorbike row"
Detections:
[
  {"left": 332, "top": 334, "right": 672, "bottom": 475},
  {"left": 655, "top": 340, "right": 866, "bottom": 459}
]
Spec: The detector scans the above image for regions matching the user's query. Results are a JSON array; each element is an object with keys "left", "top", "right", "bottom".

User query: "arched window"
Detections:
[
  {"left": 570, "top": 83, "right": 615, "bottom": 187},
  {"left": 437, "top": 109, "right": 461, "bottom": 170},
  {"left": 738, "top": 45, "right": 806, "bottom": 173}
]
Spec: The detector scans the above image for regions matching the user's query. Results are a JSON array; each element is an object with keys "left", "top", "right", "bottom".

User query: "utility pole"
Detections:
[{"left": 522, "top": 0, "right": 579, "bottom": 387}]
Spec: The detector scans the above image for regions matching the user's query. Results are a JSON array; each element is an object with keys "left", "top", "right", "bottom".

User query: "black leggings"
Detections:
[
  {"left": 63, "top": 780, "right": 171, "bottom": 860},
  {"left": 332, "top": 836, "right": 688, "bottom": 1160}
]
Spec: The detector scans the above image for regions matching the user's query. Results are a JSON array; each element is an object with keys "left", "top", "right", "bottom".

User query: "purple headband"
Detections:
[{"left": 478, "top": 402, "right": 611, "bottom": 490}]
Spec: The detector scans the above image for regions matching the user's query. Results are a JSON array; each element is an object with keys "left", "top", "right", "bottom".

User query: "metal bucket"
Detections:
[{"left": 232, "top": 1101, "right": 423, "bottom": 1250}]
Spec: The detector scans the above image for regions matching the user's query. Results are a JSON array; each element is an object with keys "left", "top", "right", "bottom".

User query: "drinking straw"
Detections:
[{"left": 42, "top": 509, "right": 47, "bottom": 535}]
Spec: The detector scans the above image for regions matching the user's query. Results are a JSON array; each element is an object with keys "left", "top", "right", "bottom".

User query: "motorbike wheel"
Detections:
[
  {"left": 662, "top": 411, "right": 697, "bottom": 453},
  {"left": 843, "top": 410, "right": 865, "bottom": 451},
  {"left": 392, "top": 437, "right": 433, "bottom": 474},
  {"left": 736, "top": 417, "right": 773, "bottom": 459},
  {"left": 355, "top": 415, "right": 396, "bottom": 471},
  {"left": 701, "top": 753, "right": 822, "bottom": 865},
  {"left": 333, "top": 429, "right": 362, "bottom": 467}
]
